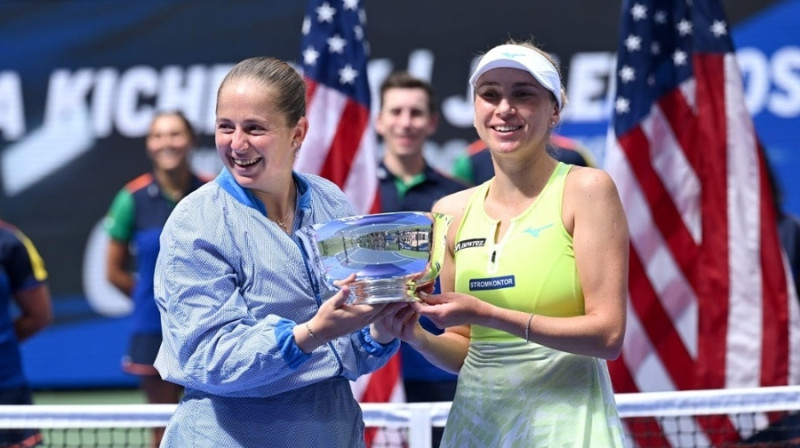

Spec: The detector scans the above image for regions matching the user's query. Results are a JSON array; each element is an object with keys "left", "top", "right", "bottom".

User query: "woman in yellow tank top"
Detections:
[{"left": 381, "top": 40, "right": 631, "bottom": 447}]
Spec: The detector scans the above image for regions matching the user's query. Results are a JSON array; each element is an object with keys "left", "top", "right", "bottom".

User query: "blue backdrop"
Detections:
[{"left": 0, "top": 0, "right": 794, "bottom": 388}]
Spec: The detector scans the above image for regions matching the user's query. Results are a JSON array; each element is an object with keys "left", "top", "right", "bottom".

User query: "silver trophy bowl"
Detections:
[{"left": 299, "top": 211, "right": 453, "bottom": 304}]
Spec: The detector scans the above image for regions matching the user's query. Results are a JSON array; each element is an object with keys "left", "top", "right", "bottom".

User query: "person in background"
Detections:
[
  {"left": 152, "top": 56, "right": 403, "bottom": 448},
  {"left": 104, "top": 111, "right": 207, "bottom": 448},
  {"left": 377, "top": 71, "right": 468, "bottom": 213},
  {"left": 382, "top": 40, "right": 629, "bottom": 446},
  {"left": 0, "top": 220, "right": 52, "bottom": 448},
  {"left": 375, "top": 71, "right": 467, "bottom": 445},
  {"left": 452, "top": 134, "right": 596, "bottom": 186}
]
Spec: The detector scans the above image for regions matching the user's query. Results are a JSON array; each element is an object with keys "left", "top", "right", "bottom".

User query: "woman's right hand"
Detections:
[
  {"left": 306, "top": 279, "right": 399, "bottom": 342},
  {"left": 296, "top": 283, "right": 394, "bottom": 353}
]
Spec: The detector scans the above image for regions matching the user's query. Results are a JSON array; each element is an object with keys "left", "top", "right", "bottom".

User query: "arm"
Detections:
[
  {"left": 416, "top": 169, "right": 628, "bottom": 360},
  {"left": 106, "top": 239, "right": 134, "bottom": 296},
  {"left": 155, "top": 194, "right": 399, "bottom": 393},
  {"left": 14, "top": 284, "right": 53, "bottom": 342},
  {"left": 105, "top": 189, "right": 135, "bottom": 296},
  {"left": 521, "top": 167, "right": 628, "bottom": 359},
  {"left": 291, "top": 279, "right": 402, "bottom": 352},
  {"left": 156, "top": 212, "right": 308, "bottom": 394},
  {"left": 289, "top": 276, "right": 401, "bottom": 379},
  {"left": 4, "top": 227, "right": 53, "bottom": 342}
]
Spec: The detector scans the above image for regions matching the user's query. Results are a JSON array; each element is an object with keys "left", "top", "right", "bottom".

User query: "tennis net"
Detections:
[{"left": 1, "top": 386, "right": 800, "bottom": 447}]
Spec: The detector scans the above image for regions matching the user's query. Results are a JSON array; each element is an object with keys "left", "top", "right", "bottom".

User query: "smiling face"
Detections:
[
  {"left": 376, "top": 87, "right": 437, "bottom": 159},
  {"left": 473, "top": 67, "right": 560, "bottom": 158},
  {"left": 146, "top": 113, "right": 194, "bottom": 173},
  {"left": 215, "top": 77, "right": 307, "bottom": 192}
]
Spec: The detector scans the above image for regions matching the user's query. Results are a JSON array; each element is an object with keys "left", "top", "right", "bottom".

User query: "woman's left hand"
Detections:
[{"left": 371, "top": 302, "right": 421, "bottom": 342}]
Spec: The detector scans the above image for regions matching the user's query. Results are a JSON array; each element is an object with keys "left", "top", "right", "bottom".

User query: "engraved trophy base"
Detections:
[{"left": 350, "top": 278, "right": 421, "bottom": 304}]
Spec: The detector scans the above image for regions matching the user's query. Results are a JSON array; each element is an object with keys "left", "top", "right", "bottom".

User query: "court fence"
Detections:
[{"left": 2, "top": 385, "right": 800, "bottom": 447}]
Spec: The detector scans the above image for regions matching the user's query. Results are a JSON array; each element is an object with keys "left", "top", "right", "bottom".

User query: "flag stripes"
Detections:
[
  {"left": 298, "top": 3, "right": 402, "bottom": 447},
  {"left": 608, "top": 1, "right": 800, "bottom": 445}
]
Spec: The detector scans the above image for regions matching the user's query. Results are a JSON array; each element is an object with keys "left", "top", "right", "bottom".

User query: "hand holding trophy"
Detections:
[{"left": 299, "top": 212, "right": 453, "bottom": 304}]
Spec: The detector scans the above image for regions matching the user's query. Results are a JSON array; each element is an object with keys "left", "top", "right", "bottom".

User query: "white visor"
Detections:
[{"left": 469, "top": 44, "right": 562, "bottom": 110}]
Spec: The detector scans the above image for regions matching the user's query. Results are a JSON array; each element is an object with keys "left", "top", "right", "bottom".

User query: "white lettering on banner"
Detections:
[
  {"left": 92, "top": 68, "right": 117, "bottom": 138},
  {"left": 201, "top": 64, "right": 235, "bottom": 134},
  {"left": 435, "top": 47, "right": 800, "bottom": 127},
  {"left": 407, "top": 49, "right": 434, "bottom": 82},
  {"left": 365, "top": 49, "right": 434, "bottom": 124},
  {"left": 737, "top": 48, "right": 771, "bottom": 115},
  {"left": 158, "top": 65, "right": 208, "bottom": 128},
  {"left": 769, "top": 46, "right": 800, "bottom": 118},
  {"left": 44, "top": 69, "right": 94, "bottom": 127},
  {"left": 2, "top": 46, "right": 799, "bottom": 195},
  {"left": 0, "top": 72, "right": 25, "bottom": 140},
  {"left": 115, "top": 65, "right": 159, "bottom": 137},
  {"left": 562, "top": 52, "right": 616, "bottom": 122},
  {"left": 4, "top": 47, "right": 796, "bottom": 145},
  {"left": 1, "top": 65, "right": 228, "bottom": 196},
  {"left": 440, "top": 55, "right": 480, "bottom": 128},
  {"left": 40, "top": 65, "right": 230, "bottom": 139},
  {"left": 368, "top": 58, "right": 392, "bottom": 124}
]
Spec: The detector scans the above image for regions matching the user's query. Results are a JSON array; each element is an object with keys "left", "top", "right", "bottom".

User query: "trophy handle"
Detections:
[{"left": 414, "top": 212, "right": 454, "bottom": 287}]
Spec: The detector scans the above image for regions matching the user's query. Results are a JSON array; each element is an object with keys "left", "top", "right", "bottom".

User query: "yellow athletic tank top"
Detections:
[{"left": 454, "top": 162, "right": 584, "bottom": 342}]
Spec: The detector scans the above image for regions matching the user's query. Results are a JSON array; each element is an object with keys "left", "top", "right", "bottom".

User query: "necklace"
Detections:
[
  {"left": 270, "top": 211, "right": 293, "bottom": 233},
  {"left": 273, "top": 218, "right": 289, "bottom": 232},
  {"left": 268, "top": 184, "right": 296, "bottom": 233}
]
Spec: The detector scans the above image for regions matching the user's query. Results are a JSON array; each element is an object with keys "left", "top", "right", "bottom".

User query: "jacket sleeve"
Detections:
[
  {"left": 153, "top": 202, "right": 312, "bottom": 395},
  {"left": 334, "top": 327, "right": 400, "bottom": 381}
]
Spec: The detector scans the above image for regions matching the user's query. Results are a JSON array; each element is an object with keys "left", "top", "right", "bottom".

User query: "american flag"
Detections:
[
  {"left": 298, "top": 1, "right": 404, "bottom": 446},
  {"left": 605, "top": 0, "right": 800, "bottom": 445},
  {"left": 297, "top": 0, "right": 380, "bottom": 215}
]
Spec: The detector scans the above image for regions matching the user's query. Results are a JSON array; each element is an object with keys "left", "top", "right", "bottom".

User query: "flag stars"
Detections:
[
  {"left": 654, "top": 10, "right": 667, "bottom": 24},
  {"left": 303, "top": 46, "right": 320, "bottom": 66},
  {"left": 615, "top": 97, "right": 630, "bottom": 114},
  {"left": 625, "top": 34, "right": 642, "bottom": 52},
  {"left": 677, "top": 19, "right": 692, "bottom": 36},
  {"left": 343, "top": 0, "right": 358, "bottom": 10},
  {"left": 302, "top": 17, "right": 311, "bottom": 35},
  {"left": 354, "top": 25, "right": 363, "bottom": 40},
  {"left": 359, "top": 9, "right": 367, "bottom": 24},
  {"left": 631, "top": 3, "right": 647, "bottom": 21},
  {"left": 619, "top": 65, "right": 635, "bottom": 83},
  {"left": 316, "top": 2, "right": 336, "bottom": 23},
  {"left": 711, "top": 20, "right": 727, "bottom": 37},
  {"left": 339, "top": 64, "right": 358, "bottom": 85},
  {"left": 651, "top": 42, "right": 661, "bottom": 55},
  {"left": 673, "top": 49, "right": 688, "bottom": 66},
  {"left": 327, "top": 34, "right": 346, "bottom": 53}
]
